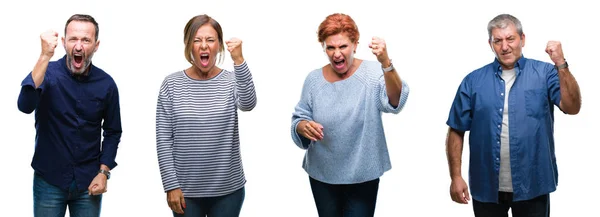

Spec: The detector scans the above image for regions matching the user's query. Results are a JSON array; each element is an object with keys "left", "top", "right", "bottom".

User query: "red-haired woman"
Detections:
[{"left": 290, "top": 13, "right": 410, "bottom": 216}]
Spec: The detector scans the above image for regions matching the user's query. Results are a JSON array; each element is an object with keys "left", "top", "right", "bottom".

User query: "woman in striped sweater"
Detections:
[{"left": 156, "top": 14, "right": 257, "bottom": 217}]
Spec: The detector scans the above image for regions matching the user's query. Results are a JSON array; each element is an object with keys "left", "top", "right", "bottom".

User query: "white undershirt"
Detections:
[{"left": 499, "top": 68, "right": 516, "bottom": 192}]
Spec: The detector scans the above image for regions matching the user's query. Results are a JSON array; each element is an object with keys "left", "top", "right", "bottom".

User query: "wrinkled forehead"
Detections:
[
  {"left": 323, "top": 34, "right": 353, "bottom": 47},
  {"left": 65, "top": 21, "right": 96, "bottom": 39},
  {"left": 195, "top": 24, "right": 218, "bottom": 38},
  {"left": 491, "top": 25, "right": 520, "bottom": 40}
]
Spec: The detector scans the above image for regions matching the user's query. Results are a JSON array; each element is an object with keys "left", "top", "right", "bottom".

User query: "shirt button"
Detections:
[
  {"left": 498, "top": 125, "right": 501, "bottom": 128},
  {"left": 501, "top": 93, "right": 504, "bottom": 96},
  {"left": 496, "top": 158, "right": 499, "bottom": 161},
  {"left": 497, "top": 141, "right": 500, "bottom": 144},
  {"left": 499, "top": 108, "right": 503, "bottom": 112}
]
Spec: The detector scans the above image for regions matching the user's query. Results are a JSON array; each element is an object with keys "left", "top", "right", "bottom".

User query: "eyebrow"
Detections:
[{"left": 325, "top": 43, "right": 347, "bottom": 48}]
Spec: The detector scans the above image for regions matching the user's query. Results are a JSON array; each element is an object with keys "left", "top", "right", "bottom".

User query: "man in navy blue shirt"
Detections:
[
  {"left": 17, "top": 14, "right": 121, "bottom": 217},
  {"left": 445, "top": 14, "right": 581, "bottom": 217}
]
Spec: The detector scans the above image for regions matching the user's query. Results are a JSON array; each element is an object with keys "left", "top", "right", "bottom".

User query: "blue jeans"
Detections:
[
  {"left": 309, "top": 177, "right": 380, "bottom": 217},
  {"left": 473, "top": 192, "right": 550, "bottom": 217},
  {"left": 174, "top": 187, "right": 245, "bottom": 217},
  {"left": 33, "top": 173, "right": 102, "bottom": 217}
]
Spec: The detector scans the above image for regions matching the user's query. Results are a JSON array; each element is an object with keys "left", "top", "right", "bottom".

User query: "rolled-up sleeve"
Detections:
[{"left": 377, "top": 77, "right": 410, "bottom": 114}]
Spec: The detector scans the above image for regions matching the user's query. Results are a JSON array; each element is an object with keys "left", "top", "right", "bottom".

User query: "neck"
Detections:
[
  {"left": 333, "top": 58, "right": 361, "bottom": 79},
  {"left": 187, "top": 65, "right": 220, "bottom": 80}
]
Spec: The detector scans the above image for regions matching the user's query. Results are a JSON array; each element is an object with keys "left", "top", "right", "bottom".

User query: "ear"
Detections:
[
  {"left": 488, "top": 38, "right": 497, "bottom": 56},
  {"left": 62, "top": 36, "right": 66, "bottom": 49},
  {"left": 94, "top": 40, "right": 100, "bottom": 53},
  {"left": 520, "top": 34, "right": 526, "bottom": 47}
]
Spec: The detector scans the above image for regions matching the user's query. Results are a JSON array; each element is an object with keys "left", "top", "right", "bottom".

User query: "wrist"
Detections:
[
  {"left": 554, "top": 58, "right": 566, "bottom": 66},
  {"left": 381, "top": 59, "right": 391, "bottom": 68},
  {"left": 451, "top": 175, "right": 463, "bottom": 180},
  {"left": 233, "top": 57, "right": 245, "bottom": 65},
  {"left": 98, "top": 167, "right": 111, "bottom": 180},
  {"left": 555, "top": 60, "right": 568, "bottom": 70},
  {"left": 382, "top": 59, "right": 394, "bottom": 73},
  {"left": 39, "top": 53, "right": 52, "bottom": 61}
]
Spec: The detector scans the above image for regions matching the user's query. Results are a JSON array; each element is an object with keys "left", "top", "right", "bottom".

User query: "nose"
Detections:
[
  {"left": 501, "top": 41, "right": 510, "bottom": 52},
  {"left": 74, "top": 41, "right": 84, "bottom": 51},
  {"left": 201, "top": 41, "right": 208, "bottom": 49},
  {"left": 333, "top": 49, "right": 342, "bottom": 58}
]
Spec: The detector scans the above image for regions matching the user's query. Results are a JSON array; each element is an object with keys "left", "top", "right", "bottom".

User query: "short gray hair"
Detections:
[{"left": 487, "top": 14, "right": 523, "bottom": 41}]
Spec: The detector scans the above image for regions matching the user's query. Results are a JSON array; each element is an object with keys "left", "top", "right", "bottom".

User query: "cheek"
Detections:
[
  {"left": 345, "top": 50, "right": 354, "bottom": 56},
  {"left": 86, "top": 45, "right": 96, "bottom": 54},
  {"left": 325, "top": 51, "right": 334, "bottom": 59},
  {"left": 212, "top": 43, "right": 220, "bottom": 51},
  {"left": 493, "top": 46, "right": 503, "bottom": 53}
]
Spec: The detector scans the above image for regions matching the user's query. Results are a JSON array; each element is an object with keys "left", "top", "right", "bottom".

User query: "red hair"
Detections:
[{"left": 317, "top": 13, "right": 359, "bottom": 43}]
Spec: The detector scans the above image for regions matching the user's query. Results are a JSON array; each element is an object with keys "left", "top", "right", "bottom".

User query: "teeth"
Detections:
[
  {"left": 201, "top": 54, "right": 209, "bottom": 57},
  {"left": 74, "top": 54, "right": 83, "bottom": 57}
]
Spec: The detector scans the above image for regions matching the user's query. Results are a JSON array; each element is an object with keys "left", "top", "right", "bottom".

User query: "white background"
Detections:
[{"left": 1, "top": 0, "right": 598, "bottom": 216}]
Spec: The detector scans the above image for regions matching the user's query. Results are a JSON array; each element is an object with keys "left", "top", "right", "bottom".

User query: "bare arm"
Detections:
[
  {"left": 369, "top": 36, "right": 402, "bottom": 107},
  {"left": 383, "top": 62, "right": 402, "bottom": 107},
  {"left": 446, "top": 128, "right": 465, "bottom": 179},
  {"left": 446, "top": 127, "right": 470, "bottom": 204},
  {"left": 557, "top": 66, "right": 581, "bottom": 114},
  {"left": 32, "top": 55, "right": 52, "bottom": 88},
  {"left": 545, "top": 41, "right": 581, "bottom": 114},
  {"left": 33, "top": 30, "right": 58, "bottom": 88},
  {"left": 17, "top": 31, "right": 58, "bottom": 113}
]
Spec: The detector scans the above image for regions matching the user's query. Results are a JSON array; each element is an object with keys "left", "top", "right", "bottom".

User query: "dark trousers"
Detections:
[
  {"left": 173, "top": 187, "right": 245, "bottom": 217},
  {"left": 473, "top": 192, "right": 550, "bottom": 217},
  {"left": 309, "top": 176, "right": 380, "bottom": 217}
]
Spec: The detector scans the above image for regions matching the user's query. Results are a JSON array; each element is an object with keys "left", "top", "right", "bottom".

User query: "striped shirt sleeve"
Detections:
[
  {"left": 155, "top": 78, "right": 180, "bottom": 192},
  {"left": 233, "top": 61, "right": 257, "bottom": 111}
]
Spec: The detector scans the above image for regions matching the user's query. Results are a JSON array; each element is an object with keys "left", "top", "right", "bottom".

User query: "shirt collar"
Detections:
[{"left": 492, "top": 55, "right": 527, "bottom": 75}]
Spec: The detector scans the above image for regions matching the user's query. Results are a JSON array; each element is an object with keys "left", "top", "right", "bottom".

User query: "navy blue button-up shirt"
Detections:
[
  {"left": 447, "top": 56, "right": 562, "bottom": 203},
  {"left": 18, "top": 55, "right": 122, "bottom": 191}
]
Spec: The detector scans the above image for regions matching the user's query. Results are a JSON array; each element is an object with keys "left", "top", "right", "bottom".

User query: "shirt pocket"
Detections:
[
  {"left": 82, "top": 99, "right": 104, "bottom": 122},
  {"left": 524, "top": 89, "right": 548, "bottom": 118}
]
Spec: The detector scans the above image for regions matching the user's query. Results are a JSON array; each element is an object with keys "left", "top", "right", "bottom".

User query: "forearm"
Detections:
[
  {"left": 32, "top": 54, "right": 51, "bottom": 88},
  {"left": 446, "top": 128, "right": 465, "bottom": 179},
  {"left": 383, "top": 68, "right": 402, "bottom": 107},
  {"left": 558, "top": 68, "right": 581, "bottom": 114}
]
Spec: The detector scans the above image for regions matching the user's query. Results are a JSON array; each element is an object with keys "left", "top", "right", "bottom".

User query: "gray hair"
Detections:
[{"left": 487, "top": 14, "right": 523, "bottom": 41}]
